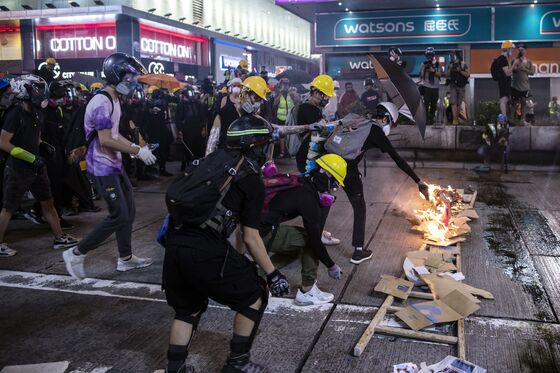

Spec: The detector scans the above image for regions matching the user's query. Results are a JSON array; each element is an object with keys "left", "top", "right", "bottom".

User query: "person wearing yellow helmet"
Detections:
[
  {"left": 36, "top": 57, "right": 58, "bottom": 83},
  {"left": 495, "top": 40, "right": 516, "bottom": 118},
  {"left": 259, "top": 153, "right": 346, "bottom": 307},
  {"left": 147, "top": 85, "right": 158, "bottom": 96},
  {"left": 90, "top": 82, "right": 104, "bottom": 92}
]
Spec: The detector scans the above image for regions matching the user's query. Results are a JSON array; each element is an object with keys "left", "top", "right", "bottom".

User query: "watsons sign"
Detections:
[{"left": 316, "top": 8, "right": 491, "bottom": 46}]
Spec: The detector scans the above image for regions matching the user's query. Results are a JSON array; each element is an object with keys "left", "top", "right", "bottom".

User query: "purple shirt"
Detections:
[{"left": 84, "top": 93, "right": 123, "bottom": 176}]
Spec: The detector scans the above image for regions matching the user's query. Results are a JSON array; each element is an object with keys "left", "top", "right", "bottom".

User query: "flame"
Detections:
[{"left": 415, "top": 183, "right": 463, "bottom": 243}]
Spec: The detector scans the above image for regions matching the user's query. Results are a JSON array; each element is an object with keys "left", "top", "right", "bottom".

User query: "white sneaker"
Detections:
[
  {"left": 63, "top": 247, "right": 85, "bottom": 279},
  {"left": 321, "top": 230, "right": 340, "bottom": 246},
  {"left": 117, "top": 254, "right": 153, "bottom": 272},
  {"left": 0, "top": 242, "right": 16, "bottom": 257},
  {"left": 295, "top": 283, "right": 334, "bottom": 306}
]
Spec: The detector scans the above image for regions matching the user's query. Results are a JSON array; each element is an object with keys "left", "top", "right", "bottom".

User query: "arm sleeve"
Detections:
[
  {"left": 299, "top": 197, "right": 335, "bottom": 268},
  {"left": 239, "top": 176, "right": 266, "bottom": 229}
]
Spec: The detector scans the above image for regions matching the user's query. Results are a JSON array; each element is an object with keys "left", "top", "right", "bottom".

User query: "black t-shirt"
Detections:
[
  {"left": 2, "top": 106, "right": 43, "bottom": 171},
  {"left": 260, "top": 180, "right": 335, "bottom": 268},
  {"left": 361, "top": 90, "right": 380, "bottom": 114},
  {"left": 217, "top": 96, "right": 240, "bottom": 149},
  {"left": 297, "top": 102, "right": 323, "bottom": 126},
  {"left": 496, "top": 55, "right": 511, "bottom": 83}
]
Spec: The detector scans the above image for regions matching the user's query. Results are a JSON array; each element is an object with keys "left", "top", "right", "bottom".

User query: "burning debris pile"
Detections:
[{"left": 410, "top": 184, "right": 478, "bottom": 246}]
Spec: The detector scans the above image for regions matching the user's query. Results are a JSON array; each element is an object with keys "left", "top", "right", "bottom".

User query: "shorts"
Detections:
[
  {"left": 511, "top": 88, "right": 528, "bottom": 100},
  {"left": 163, "top": 235, "right": 266, "bottom": 316},
  {"left": 449, "top": 85, "right": 465, "bottom": 106},
  {"left": 498, "top": 79, "right": 511, "bottom": 99},
  {"left": 3, "top": 166, "right": 52, "bottom": 212}
]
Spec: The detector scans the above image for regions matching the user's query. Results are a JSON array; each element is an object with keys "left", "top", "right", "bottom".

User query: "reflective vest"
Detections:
[
  {"left": 207, "top": 95, "right": 216, "bottom": 110},
  {"left": 443, "top": 96, "right": 450, "bottom": 108},
  {"left": 276, "top": 94, "right": 294, "bottom": 122},
  {"left": 549, "top": 101, "right": 558, "bottom": 116}
]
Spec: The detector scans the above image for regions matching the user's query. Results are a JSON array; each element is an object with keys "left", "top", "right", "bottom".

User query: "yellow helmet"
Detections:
[
  {"left": 316, "top": 153, "right": 347, "bottom": 187},
  {"left": 90, "top": 82, "right": 103, "bottom": 91},
  {"left": 147, "top": 85, "right": 158, "bottom": 95},
  {"left": 239, "top": 59, "right": 249, "bottom": 69},
  {"left": 242, "top": 76, "right": 270, "bottom": 100},
  {"left": 46, "top": 57, "right": 57, "bottom": 65},
  {"left": 79, "top": 83, "right": 88, "bottom": 92},
  {"left": 171, "top": 87, "right": 181, "bottom": 94},
  {"left": 310, "top": 74, "right": 335, "bottom": 97},
  {"left": 501, "top": 40, "right": 515, "bottom": 49}
]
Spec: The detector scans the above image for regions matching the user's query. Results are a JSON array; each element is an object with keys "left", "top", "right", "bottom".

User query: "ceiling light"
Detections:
[
  {"left": 178, "top": 17, "right": 186, "bottom": 22},
  {"left": 533, "top": 0, "right": 538, "bottom": 3},
  {"left": 164, "top": 13, "right": 172, "bottom": 17},
  {"left": 68, "top": 1, "right": 80, "bottom": 7},
  {"left": 234, "top": 33, "right": 240, "bottom": 37},
  {"left": 436, "top": 4, "right": 440, "bottom": 8},
  {"left": 531, "top": 3, "right": 535, "bottom": 6},
  {"left": 22, "top": 4, "right": 33, "bottom": 9},
  {"left": 45, "top": 3, "right": 56, "bottom": 8},
  {"left": 0, "top": 6, "right": 10, "bottom": 11},
  {"left": 148, "top": 8, "right": 156, "bottom": 13},
  {"left": 215, "top": 28, "right": 222, "bottom": 31},
  {"left": 349, "top": 11, "right": 353, "bottom": 14},
  {"left": 345, "top": 8, "right": 349, "bottom": 11},
  {"left": 94, "top": 0, "right": 104, "bottom": 5},
  {"left": 338, "top": 2, "right": 342, "bottom": 5}
]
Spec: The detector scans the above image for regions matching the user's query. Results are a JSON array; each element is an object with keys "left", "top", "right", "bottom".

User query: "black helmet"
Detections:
[
  {"left": 226, "top": 115, "right": 273, "bottom": 151},
  {"left": 103, "top": 53, "right": 147, "bottom": 85},
  {"left": 388, "top": 47, "right": 402, "bottom": 58},
  {"left": 364, "top": 78, "right": 374, "bottom": 87}
]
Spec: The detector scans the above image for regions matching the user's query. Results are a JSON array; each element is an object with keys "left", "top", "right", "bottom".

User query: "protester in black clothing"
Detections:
[
  {"left": 146, "top": 89, "right": 174, "bottom": 176},
  {"left": 361, "top": 78, "right": 381, "bottom": 116},
  {"left": 0, "top": 75, "right": 78, "bottom": 258},
  {"left": 175, "top": 86, "right": 206, "bottom": 169},
  {"left": 259, "top": 66, "right": 269, "bottom": 83},
  {"left": 162, "top": 113, "right": 290, "bottom": 373},
  {"left": 496, "top": 40, "right": 515, "bottom": 118},
  {"left": 343, "top": 102, "right": 429, "bottom": 264},
  {"left": 35, "top": 58, "right": 57, "bottom": 84},
  {"left": 260, "top": 153, "right": 346, "bottom": 307},
  {"left": 419, "top": 47, "right": 442, "bottom": 126}
]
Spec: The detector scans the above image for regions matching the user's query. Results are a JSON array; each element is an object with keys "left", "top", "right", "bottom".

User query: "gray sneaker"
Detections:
[
  {"left": 117, "top": 254, "right": 153, "bottom": 272},
  {"left": 0, "top": 242, "right": 17, "bottom": 257},
  {"left": 54, "top": 233, "right": 79, "bottom": 250},
  {"left": 63, "top": 247, "right": 85, "bottom": 279}
]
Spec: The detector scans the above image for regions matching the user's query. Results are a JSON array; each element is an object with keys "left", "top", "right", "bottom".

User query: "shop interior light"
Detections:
[
  {"left": 22, "top": 4, "right": 33, "bottom": 9},
  {"left": 148, "top": 8, "right": 156, "bottom": 13},
  {"left": 164, "top": 13, "right": 172, "bottom": 18},
  {"left": 345, "top": 8, "right": 349, "bottom": 11},
  {"left": 94, "top": 0, "right": 105, "bottom": 5},
  {"left": 45, "top": 3, "right": 56, "bottom": 8},
  {"left": 69, "top": 2, "right": 80, "bottom": 7},
  {"left": 0, "top": 6, "right": 9, "bottom": 11},
  {"left": 338, "top": 2, "right": 342, "bottom": 5}
]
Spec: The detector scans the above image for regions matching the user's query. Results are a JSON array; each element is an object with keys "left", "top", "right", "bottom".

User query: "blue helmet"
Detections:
[
  {"left": 0, "top": 78, "right": 9, "bottom": 92},
  {"left": 497, "top": 113, "right": 506, "bottom": 122},
  {"left": 425, "top": 47, "right": 435, "bottom": 56}
]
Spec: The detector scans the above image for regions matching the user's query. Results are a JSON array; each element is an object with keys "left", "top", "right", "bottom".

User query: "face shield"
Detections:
[{"left": 115, "top": 72, "right": 139, "bottom": 97}]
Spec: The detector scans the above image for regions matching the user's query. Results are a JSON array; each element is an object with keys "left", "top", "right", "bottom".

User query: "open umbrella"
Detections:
[
  {"left": 367, "top": 54, "right": 426, "bottom": 139},
  {"left": 275, "top": 69, "right": 313, "bottom": 85},
  {"left": 138, "top": 74, "right": 181, "bottom": 90}
]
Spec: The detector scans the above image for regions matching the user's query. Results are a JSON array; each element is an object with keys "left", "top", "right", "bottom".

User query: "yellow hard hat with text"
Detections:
[
  {"left": 242, "top": 76, "right": 270, "bottom": 100},
  {"left": 310, "top": 74, "right": 335, "bottom": 97},
  {"left": 316, "top": 153, "right": 347, "bottom": 187}
]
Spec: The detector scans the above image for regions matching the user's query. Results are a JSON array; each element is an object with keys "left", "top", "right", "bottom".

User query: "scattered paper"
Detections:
[
  {"left": 419, "top": 355, "right": 486, "bottom": 373},
  {"left": 440, "top": 272, "right": 466, "bottom": 281},
  {"left": 393, "top": 363, "right": 419, "bottom": 373},
  {"left": 375, "top": 275, "right": 414, "bottom": 300}
]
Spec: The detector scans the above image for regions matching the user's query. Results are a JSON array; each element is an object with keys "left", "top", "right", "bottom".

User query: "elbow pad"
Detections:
[{"left": 10, "top": 147, "right": 36, "bottom": 164}]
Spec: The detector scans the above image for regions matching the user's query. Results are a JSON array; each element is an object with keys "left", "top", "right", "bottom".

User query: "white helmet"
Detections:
[
  {"left": 376, "top": 102, "right": 399, "bottom": 124},
  {"left": 10, "top": 74, "right": 48, "bottom": 102}
]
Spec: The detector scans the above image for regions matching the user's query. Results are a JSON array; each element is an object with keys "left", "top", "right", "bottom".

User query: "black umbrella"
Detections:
[
  {"left": 275, "top": 69, "right": 313, "bottom": 85},
  {"left": 70, "top": 72, "right": 105, "bottom": 88},
  {"left": 368, "top": 54, "right": 426, "bottom": 139}
]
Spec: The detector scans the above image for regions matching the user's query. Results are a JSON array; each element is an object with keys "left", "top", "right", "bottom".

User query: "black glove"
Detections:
[
  {"left": 39, "top": 141, "right": 56, "bottom": 158},
  {"left": 266, "top": 269, "right": 290, "bottom": 297},
  {"left": 33, "top": 156, "right": 46, "bottom": 172},
  {"left": 418, "top": 181, "right": 430, "bottom": 201}
]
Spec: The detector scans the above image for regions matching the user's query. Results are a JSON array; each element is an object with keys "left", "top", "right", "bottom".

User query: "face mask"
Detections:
[
  {"left": 319, "top": 193, "right": 336, "bottom": 207},
  {"left": 311, "top": 172, "right": 330, "bottom": 193},
  {"left": 382, "top": 124, "right": 391, "bottom": 136},
  {"left": 231, "top": 86, "right": 241, "bottom": 95},
  {"left": 518, "top": 50, "right": 525, "bottom": 57},
  {"left": 240, "top": 97, "right": 262, "bottom": 114}
]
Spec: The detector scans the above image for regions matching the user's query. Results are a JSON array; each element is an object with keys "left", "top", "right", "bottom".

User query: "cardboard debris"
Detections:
[
  {"left": 375, "top": 275, "right": 414, "bottom": 300},
  {"left": 457, "top": 209, "right": 479, "bottom": 219},
  {"left": 450, "top": 216, "right": 471, "bottom": 226},
  {"left": 441, "top": 272, "right": 466, "bottom": 281},
  {"left": 424, "top": 236, "right": 466, "bottom": 247},
  {"left": 462, "top": 194, "right": 474, "bottom": 203},
  {"left": 393, "top": 363, "right": 419, "bottom": 373},
  {"left": 428, "top": 245, "right": 461, "bottom": 261},
  {"left": 420, "top": 274, "right": 494, "bottom": 301},
  {"left": 395, "top": 290, "right": 480, "bottom": 330},
  {"left": 419, "top": 355, "right": 486, "bottom": 373}
]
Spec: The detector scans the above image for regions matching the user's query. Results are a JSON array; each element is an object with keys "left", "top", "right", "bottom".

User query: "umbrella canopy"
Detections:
[
  {"left": 70, "top": 73, "right": 105, "bottom": 88},
  {"left": 275, "top": 69, "right": 313, "bottom": 85},
  {"left": 138, "top": 74, "right": 181, "bottom": 90},
  {"left": 368, "top": 54, "right": 427, "bottom": 139}
]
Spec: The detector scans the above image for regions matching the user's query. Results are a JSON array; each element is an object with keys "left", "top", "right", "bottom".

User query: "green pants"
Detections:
[{"left": 263, "top": 225, "right": 319, "bottom": 287}]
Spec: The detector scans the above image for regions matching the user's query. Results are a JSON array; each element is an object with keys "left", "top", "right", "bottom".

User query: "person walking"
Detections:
[
  {"left": 494, "top": 40, "right": 515, "bottom": 119},
  {"left": 62, "top": 53, "right": 157, "bottom": 279},
  {"left": 419, "top": 47, "right": 442, "bottom": 125},
  {"left": 511, "top": 43, "right": 535, "bottom": 121}
]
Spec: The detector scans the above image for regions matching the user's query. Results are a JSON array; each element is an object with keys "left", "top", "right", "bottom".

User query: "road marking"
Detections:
[{"left": 0, "top": 270, "right": 334, "bottom": 316}]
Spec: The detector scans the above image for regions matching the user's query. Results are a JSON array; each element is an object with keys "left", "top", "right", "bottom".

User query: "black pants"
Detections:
[
  {"left": 423, "top": 87, "right": 439, "bottom": 126},
  {"left": 78, "top": 173, "right": 135, "bottom": 257},
  {"left": 344, "top": 161, "right": 366, "bottom": 248}
]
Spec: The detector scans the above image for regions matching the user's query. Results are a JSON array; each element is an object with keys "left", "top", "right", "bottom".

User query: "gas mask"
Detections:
[
  {"left": 115, "top": 73, "right": 139, "bottom": 97},
  {"left": 29, "top": 84, "right": 48, "bottom": 109},
  {"left": 376, "top": 112, "right": 392, "bottom": 136},
  {"left": 240, "top": 92, "right": 262, "bottom": 114},
  {"left": 0, "top": 92, "right": 15, "bottom": 110},
  {"left": 311, "top": 171, "right": 338, "bottom": 207}
]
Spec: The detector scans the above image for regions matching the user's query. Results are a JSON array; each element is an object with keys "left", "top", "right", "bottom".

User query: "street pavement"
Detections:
[{"left": 1, "top": 158, "right": 560, "bottom": 373}]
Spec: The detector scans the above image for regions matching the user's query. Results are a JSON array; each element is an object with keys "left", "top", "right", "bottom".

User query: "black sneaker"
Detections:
[
  {"left": 24, "top": 209, "right": 44, "bottom": 225},
  {"left": 59, "top": 218, "right": 75, "bottom": 230},
  {"left": 166, "top": 362, "right": 195, "bottom": 373},
  {"left": 350, "top": 248, "right": 373, "bottom": 264},
  {"left": 222, "top": 353, "right": 267, "bottom": 373}
]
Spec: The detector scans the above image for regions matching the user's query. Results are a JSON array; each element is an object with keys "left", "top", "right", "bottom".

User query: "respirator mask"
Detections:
[
  {"left": 240, "top": 91, "right": 263, "bottom": 114},
  {"left": 115, "top": 73, "right": 139, "bottom": 97}
]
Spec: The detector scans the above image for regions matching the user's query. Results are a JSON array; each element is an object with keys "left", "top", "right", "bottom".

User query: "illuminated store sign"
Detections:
[
  {"left": 139, "top": 23, "right": 206, "bottom": 65},
  {"left": 36, "top": 22, "right": 117, "bottom": 59}
]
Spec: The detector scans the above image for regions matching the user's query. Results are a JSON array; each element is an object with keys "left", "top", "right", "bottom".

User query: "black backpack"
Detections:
[
  {"left": 165, "top": 149, "right": 254, "bottom": 232},
  {"left": 65, "top": 90, "right": 114, "bottom": 157},
  {"left": 490, "top": 57, "right": 504, "bottom": 81}
]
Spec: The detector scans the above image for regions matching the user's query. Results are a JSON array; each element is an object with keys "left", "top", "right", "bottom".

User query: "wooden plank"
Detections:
[
  {"left": 409, "top": 291, "right": 435, "bottom": 300},
  {"left": 375, "top": 326, "right": 458, "bottom": 344},
  {"left": 353, "top": 295, "right": 394, "bottom": 357},
  {"left": 456, "top": 244, "right": 466, "bottom": 360},
  {"left": 468, "top": 190, "right": 478, "bottom": 209}
]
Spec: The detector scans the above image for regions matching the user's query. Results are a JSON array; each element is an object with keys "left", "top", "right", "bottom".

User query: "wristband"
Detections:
[{"left": 10, "top": 147, "right": 36, "bottom": 164}]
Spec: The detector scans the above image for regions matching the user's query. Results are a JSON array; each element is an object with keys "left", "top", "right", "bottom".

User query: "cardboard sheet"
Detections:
[{"left": 374, "top": 275, "right": 414, "bottom": 300}]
